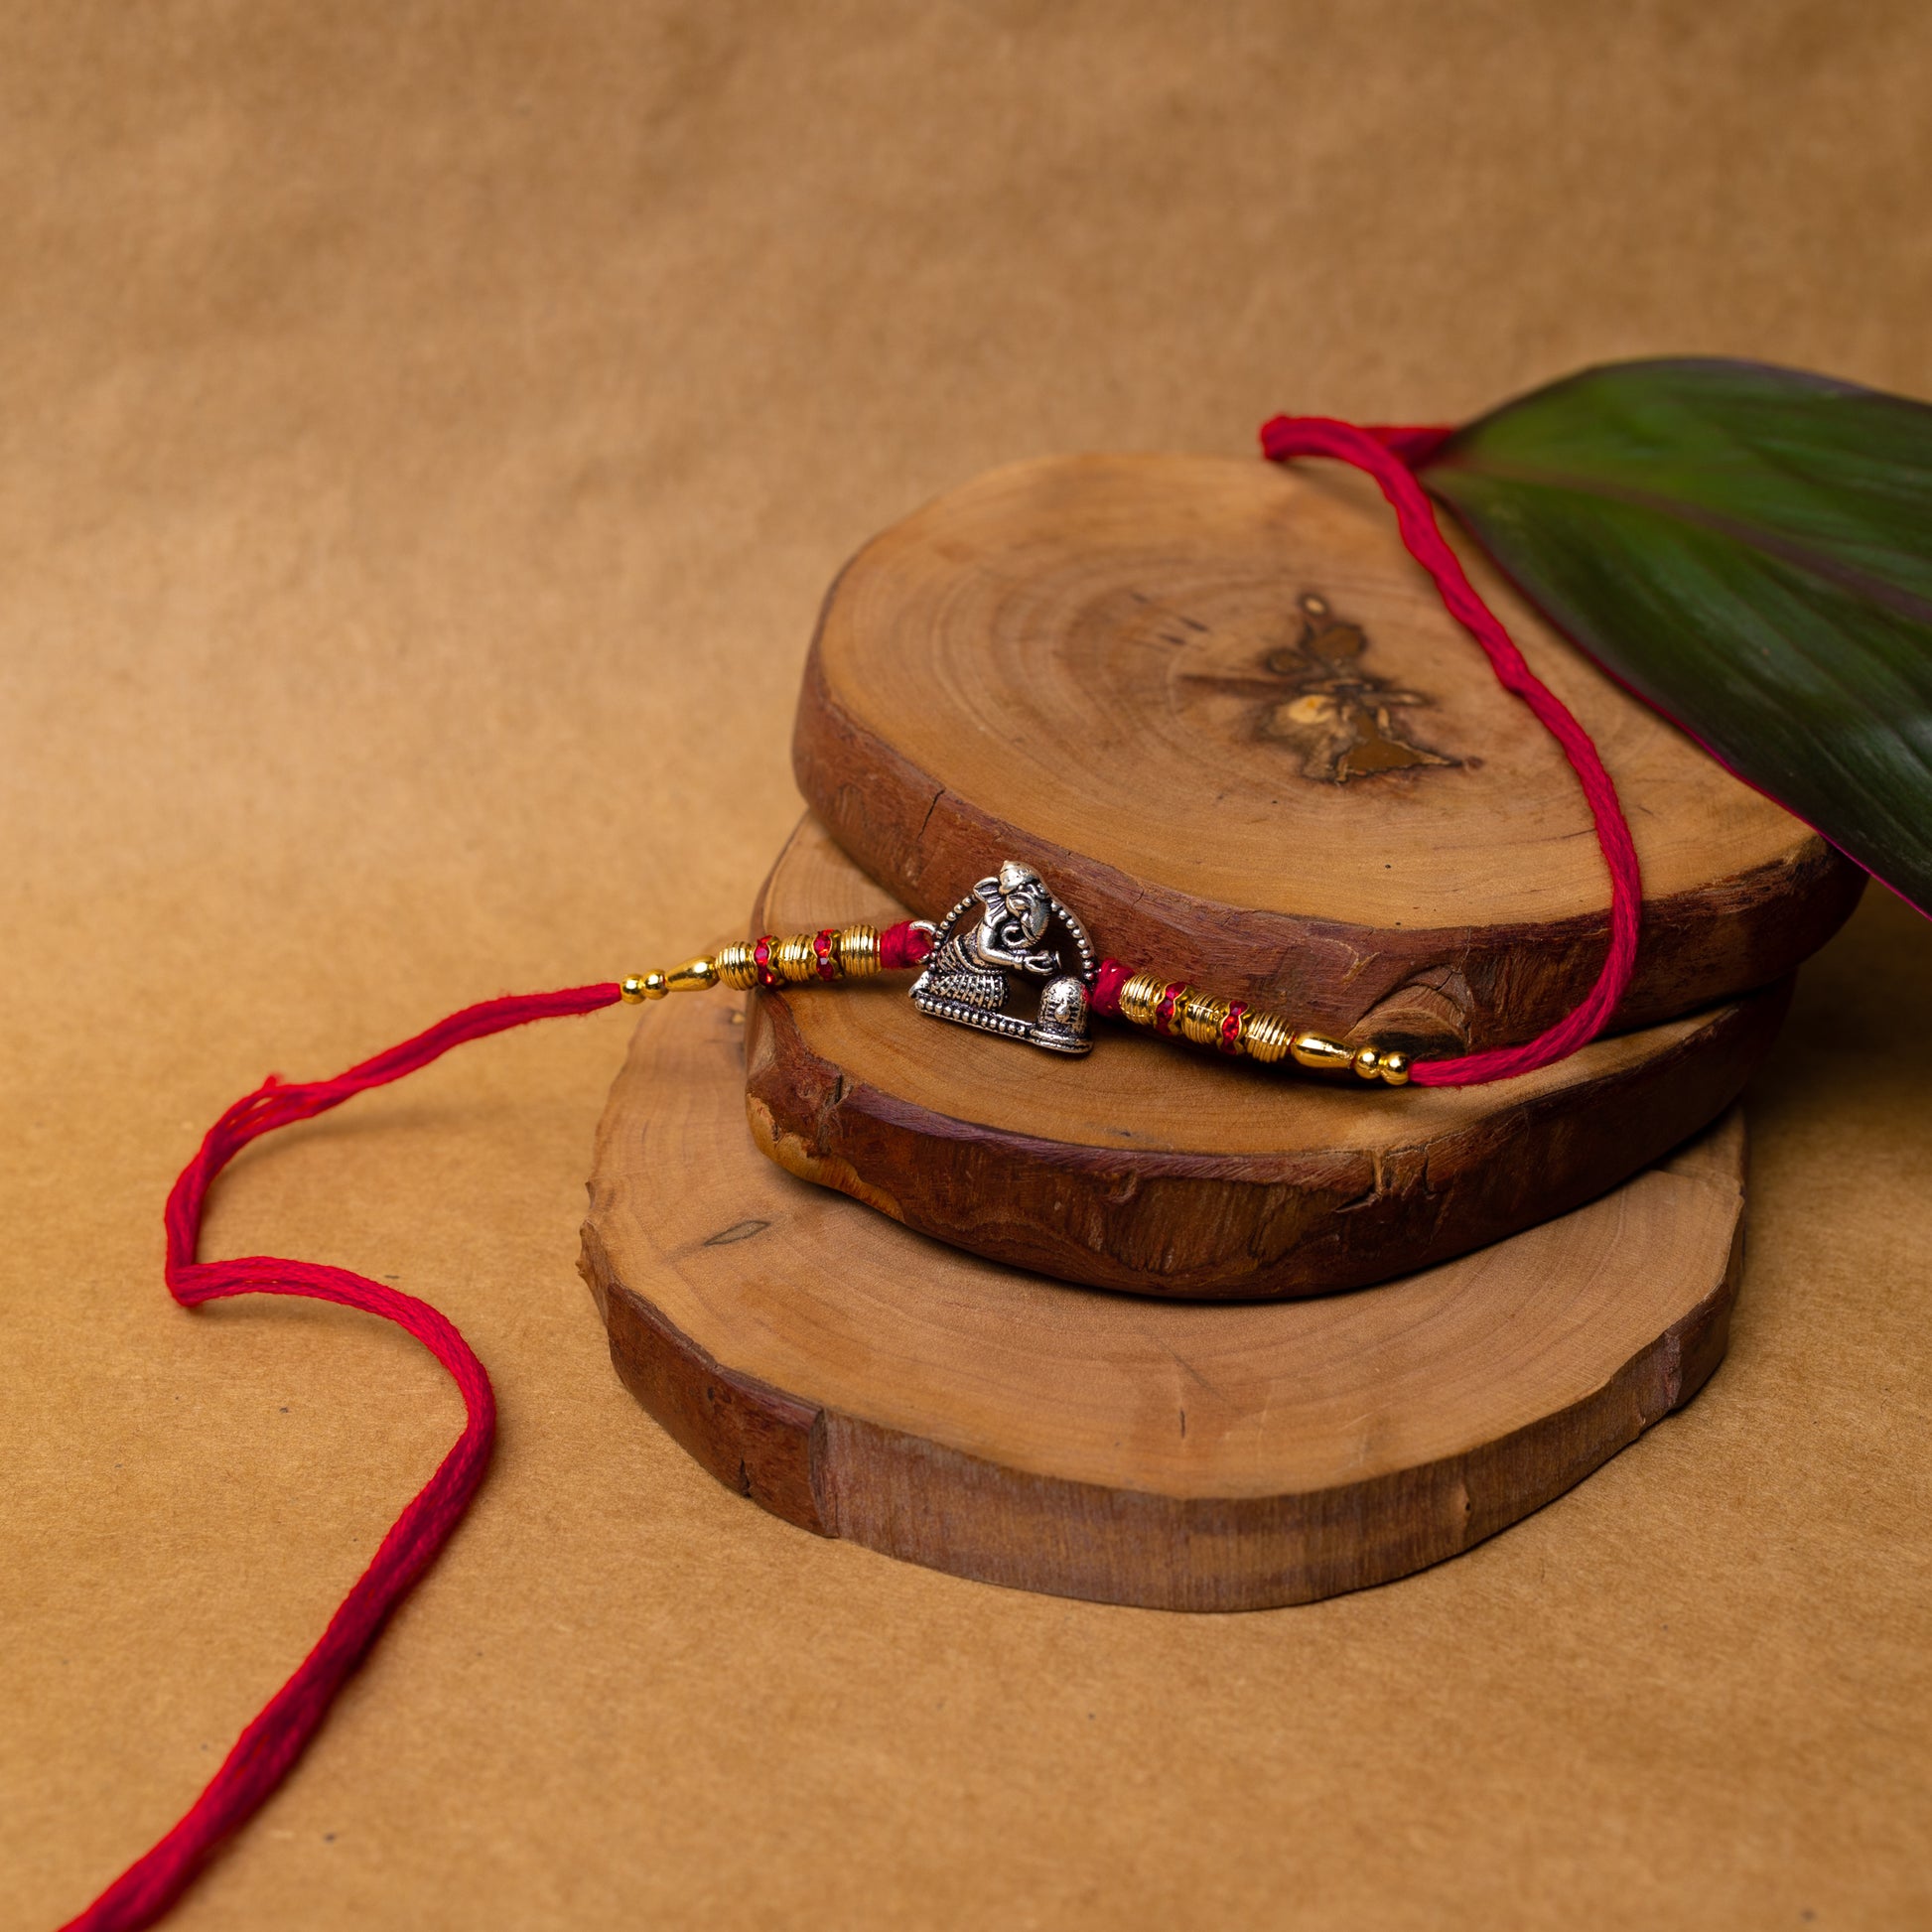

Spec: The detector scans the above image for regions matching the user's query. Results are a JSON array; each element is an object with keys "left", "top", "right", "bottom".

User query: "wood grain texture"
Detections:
[
  {"left": 581, "top": 991, "right": 1747, "bottom": 1611},
  {"left": 792, "top": 452, "right": 1863, "bottom": 1051},
  {"left": 744, "top": 816, "right": 1786, "bottom": 1298}
]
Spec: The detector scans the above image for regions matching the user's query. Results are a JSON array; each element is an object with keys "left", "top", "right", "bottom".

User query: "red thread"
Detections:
[
  {"left": 1091, "top": 958, "right": 1131, "bottom": 1018},
  {"left": 1258, "top": 415, "right": 1642, "bottom": 1085},
  {"left": 880, "top": 919, "right": 933, "bottom": 970},
  {"left": 58, "top": 983, "right": 621, "bottom": 1932}
]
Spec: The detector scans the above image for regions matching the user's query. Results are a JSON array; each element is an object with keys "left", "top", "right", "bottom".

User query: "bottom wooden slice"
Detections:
[
  {"left": 745, "top": 816, "right": 1785, "bottom": 1299},
  {"left": 580, "top": 994, "right": 1746, "bottom": 1612}
]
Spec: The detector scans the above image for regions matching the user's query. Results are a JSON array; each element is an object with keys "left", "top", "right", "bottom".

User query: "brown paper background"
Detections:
[{"left": 5, "top": 5, "right": 1929, "bottom": 1926}]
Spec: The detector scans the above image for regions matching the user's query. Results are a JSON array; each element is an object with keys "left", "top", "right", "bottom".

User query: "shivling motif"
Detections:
[{"left": 621, "top": 856, "right": 1410, "bottom": 1084}]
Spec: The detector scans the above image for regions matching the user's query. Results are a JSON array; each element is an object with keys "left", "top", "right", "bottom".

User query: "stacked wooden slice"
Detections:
[{"left": 582, "top": 455, "right": 1862, "bottom": 1609}]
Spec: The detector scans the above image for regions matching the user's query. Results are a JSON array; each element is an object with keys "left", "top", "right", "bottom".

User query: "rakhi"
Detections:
[
  {"left": 628, "top": 859, "right": 1418, "bottom": 1083},
  {"left": 56, "top": 417, "right": 1640, "bottom": 1932}
]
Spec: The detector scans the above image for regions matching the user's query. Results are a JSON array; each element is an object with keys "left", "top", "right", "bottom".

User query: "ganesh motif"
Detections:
[{"left": 909, "top": 860, "right": 1096, "bottom": 1054}]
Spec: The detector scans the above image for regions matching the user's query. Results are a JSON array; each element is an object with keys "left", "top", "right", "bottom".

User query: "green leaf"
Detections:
[{"left": 1418, "top": 356, "right": 1932, "bottom": 915}]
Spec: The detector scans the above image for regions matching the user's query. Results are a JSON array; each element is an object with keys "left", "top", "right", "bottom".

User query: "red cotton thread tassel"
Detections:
[{"left": 59, "top": 983, "right": 621, "bottom": 1932}]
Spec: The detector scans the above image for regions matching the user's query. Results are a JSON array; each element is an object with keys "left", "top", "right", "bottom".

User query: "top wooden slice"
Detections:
[{"left": 793, "top": 454, "right": 1863, "bottom": 1051}]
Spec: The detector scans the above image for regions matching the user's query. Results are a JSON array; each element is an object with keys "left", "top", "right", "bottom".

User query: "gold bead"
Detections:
[
  {"left": 1180, "top": 992, "right": 1230, "bottom": 1047},
  {"left": 1290, "top": 1032, "right": 1354, "bottom": 1073},
  {"left": 838, "top": 924, "right": 882, "bottom": 978},
  {"left": 1118, "top": 971, "right": 1166, "bottom": 1030},
  {"left": 642, "top": 970, "right": 669, "bottom": 999},
  {"left": 1352, "top": 1045, "right": 1382, "bottom": 1080},
  {"left": 772, "top": 933, "right": 818, "bottom": 983},
  {"left": 620, "top": 975, "right": 648, "bottom": 1005},
  {"left": 1380, "top": 1050, "right": 1411, "bottom": 1087},
  {"left": 1239, "top": 1009, "right": 1293, "bottom": 1064},
  {"left": 715, "top": 940, "right": 759, "bottom": 991},
  {"left": 664, "top": 955, "right": 720, "bottom": 994}
]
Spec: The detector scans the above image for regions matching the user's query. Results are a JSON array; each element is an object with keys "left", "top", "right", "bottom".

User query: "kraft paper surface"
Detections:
[{"left": 4, "top": 6, "right": 1928, "bottom": 1927}]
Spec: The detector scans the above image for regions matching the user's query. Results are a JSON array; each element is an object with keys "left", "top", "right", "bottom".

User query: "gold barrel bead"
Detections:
[
  {"left": 1290, "top": 1031, "right": 1355, "bottom": 1073},
  {"left": 1179, "top": 991, "right": 1231, "bottom": 1047},
  {"left": 771, "top": 933, "right": 818, "bottom": 982},
  {"left": 1239, "top": 1008, "right": 1294, "bottom": 1064},
  {"left": 837, "top": 923, "right": 882, "bottom": 978},
  {"left": 1118, "top": 970, "right": 1166, "bottom": 1030},
  {"left": 714, "top": 940, "right": 759, "bottom": 991}
]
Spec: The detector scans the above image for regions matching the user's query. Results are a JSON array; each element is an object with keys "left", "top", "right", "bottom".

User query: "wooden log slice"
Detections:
[
  {"left": 742, "top": 816, "right": 1785, "bottom": 1300},
  {"left": 792, "top": 452, "right": 1862, "bottom": 1053},
  {"left": 580, "top": 992, "right": 1748, "bottom": 1611}
]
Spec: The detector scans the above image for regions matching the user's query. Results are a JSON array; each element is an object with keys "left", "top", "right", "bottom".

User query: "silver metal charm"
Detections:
[{"left": 909, "top": 860, "right": 1097, "bottom": 1054}]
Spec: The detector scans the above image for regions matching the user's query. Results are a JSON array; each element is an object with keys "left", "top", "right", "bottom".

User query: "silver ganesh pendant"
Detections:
[{"left": 909, "top": 860, "right": 1097, "bottom": 1054}]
